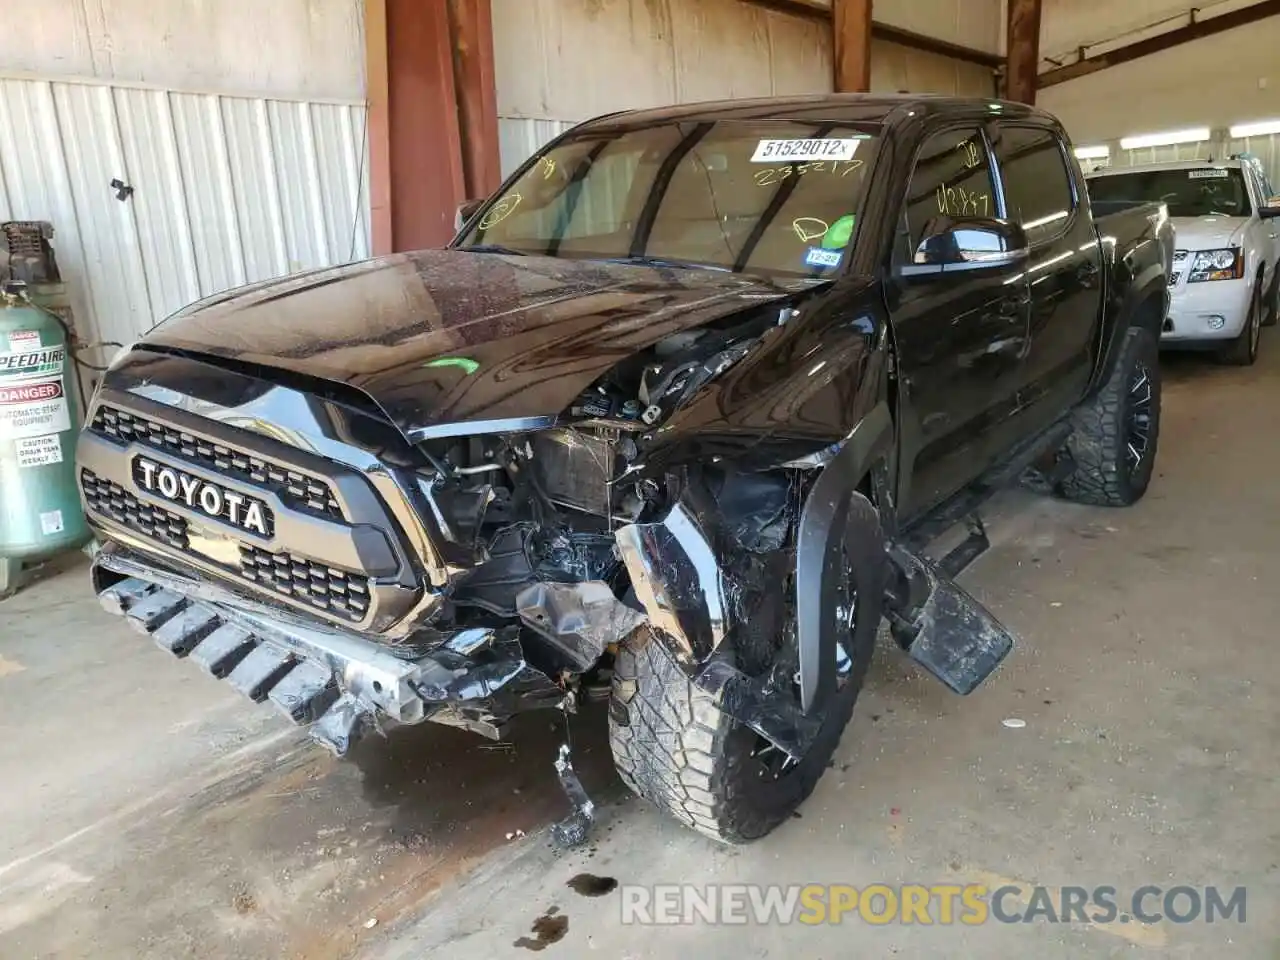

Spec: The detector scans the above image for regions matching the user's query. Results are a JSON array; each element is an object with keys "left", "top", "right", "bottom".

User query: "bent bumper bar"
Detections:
[{"left": 93, "top": 548, "right": 564, "bottom": 755}]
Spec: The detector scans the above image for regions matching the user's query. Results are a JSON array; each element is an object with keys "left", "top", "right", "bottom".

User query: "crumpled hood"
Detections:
[
  {"left": 1171, "top": 215, "right": 1249, "bottom": 250},
  {"left": 142, "top": 249, "right": 799, "bottom": 439}
]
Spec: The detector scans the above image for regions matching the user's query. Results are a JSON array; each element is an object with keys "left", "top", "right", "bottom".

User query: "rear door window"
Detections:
[{"left": 990, "top": 126, "right": 1076, "bottom": 244}]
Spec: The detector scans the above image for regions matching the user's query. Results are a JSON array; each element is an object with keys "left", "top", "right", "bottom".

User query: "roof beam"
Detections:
[
  {"left": 1039, "top": 0, "right": 1280, "bottom": 88},
  {"left": 872, "top": 23, "right": 1004, "bottom": 70},
  {"left": 1005, "top": 0, "right": 1043, "bottom": 104},
  {"left": 741, "top": 0, "right": 1003, "bottom": 71}
]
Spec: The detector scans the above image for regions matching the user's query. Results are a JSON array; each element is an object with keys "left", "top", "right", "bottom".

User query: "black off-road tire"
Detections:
[
  {"left": 1220, "top": 279, "right": 1264, "bottom": 366},
  {"left": 608, "top": 497, "right": 884, "bottom": 844},
  {"left": 1058, "top": 326, "right": 1161, "bottom": 507}
]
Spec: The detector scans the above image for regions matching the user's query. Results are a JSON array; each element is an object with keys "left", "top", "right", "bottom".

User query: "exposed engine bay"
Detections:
[
  {"left": 398, "top": 309, "right": 808, "bottom": 694},
  {"left": 419, "top": 417, "right": 807, "bottom": 712}
]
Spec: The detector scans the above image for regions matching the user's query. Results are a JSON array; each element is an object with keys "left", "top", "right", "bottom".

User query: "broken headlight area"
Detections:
[{"left": 414, "top": 419, "right": 822, "bottom": 758}]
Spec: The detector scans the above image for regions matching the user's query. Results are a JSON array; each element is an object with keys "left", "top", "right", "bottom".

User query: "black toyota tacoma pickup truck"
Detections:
[{"left": 78, "top": 95, "right": 1172, "bottom": 844}]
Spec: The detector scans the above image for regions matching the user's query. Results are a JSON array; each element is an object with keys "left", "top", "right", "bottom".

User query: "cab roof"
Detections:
[{"left": 576, "top": 94, "right": 1049, "bottom": 133}]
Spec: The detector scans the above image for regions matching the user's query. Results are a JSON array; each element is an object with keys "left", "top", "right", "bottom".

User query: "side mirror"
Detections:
[
  {"left": 1258, "top": 198, "right": 1280, "bottom": 220},
  {"left": 455, "top": 198, "right": 485, "bottom": 232},
  {"left": 906, "top": 217, "right": 1029, "bottom": 275}
]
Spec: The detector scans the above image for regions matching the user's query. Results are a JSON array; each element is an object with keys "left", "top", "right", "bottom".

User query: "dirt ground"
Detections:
[{"left": 1, "top": 342, "right": 1278, "bottom": 959}]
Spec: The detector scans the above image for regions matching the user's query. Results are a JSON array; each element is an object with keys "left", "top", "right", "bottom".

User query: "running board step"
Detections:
[
  {"left": 886, "top": 550, "right": 1015, "bottom": 695},
  {"left": 937, "top": 514, "right": 989, "bottom": 579}
]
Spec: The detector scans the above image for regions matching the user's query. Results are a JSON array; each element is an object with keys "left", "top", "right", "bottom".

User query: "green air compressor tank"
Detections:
[{"left": 0, "top": 280, "right": 91, "bottom": 596}]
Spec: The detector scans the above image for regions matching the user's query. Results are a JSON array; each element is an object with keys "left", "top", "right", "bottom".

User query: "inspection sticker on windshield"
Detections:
[
  {"left": 805, "top": 247, "right": 843, "bottom": 269},
  {"left": 1188, "top": 168, "right": 1230, "bottom": 179},
  {"left": 752, "top": 138, "right": 861, "bottom": 163}
]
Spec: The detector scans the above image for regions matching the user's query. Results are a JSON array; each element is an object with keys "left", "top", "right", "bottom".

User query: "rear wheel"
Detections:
[
  {"left": 608, "top": 496, "right": 884, "bottom": 843},
  {"left": 1058, "top": 326, "right": 1161, "bottom": 507},
  {"left": 1220, "top": 279, "right": 1263, "bottom": 365}
]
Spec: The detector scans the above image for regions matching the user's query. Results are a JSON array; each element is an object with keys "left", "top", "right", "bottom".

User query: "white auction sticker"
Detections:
[
  {"left": 751, "top": 138, "right": 861, "bottom": 163},
  {"left": 39, "top": 510, "right": 65, "bottom": 536},
  {"left": 1188, "top": 168, "right": 1229, "bottom": 179},
  {"left": 7, "top": 330, "right": 40, "bottom": 353},
  {"left": 0, "top": 378, "right": 71, "bottom": 440},
  {"left": 16, "top": 434, "right": 64, "bottom": 468}
]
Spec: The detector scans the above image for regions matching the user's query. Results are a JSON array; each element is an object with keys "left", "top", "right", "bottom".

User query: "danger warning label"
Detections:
[
  {"left": 0, "top": 377, "right": 69, "bottom": 439},
  {"left": 0, "top": 381, "right": 63, "bottom": 404}
]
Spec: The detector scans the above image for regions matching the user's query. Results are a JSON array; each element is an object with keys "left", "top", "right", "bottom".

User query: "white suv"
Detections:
[{"left": 1088, "top": 158, "right": 1280, "bottom": 365}]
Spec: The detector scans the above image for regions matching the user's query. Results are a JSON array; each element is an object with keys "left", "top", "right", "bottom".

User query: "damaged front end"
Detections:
[
  {"left": 83, "top": 300, "right": 826, "bottom": 761},
  {"left": 84, "top": 274, "right": 1015, "bottom": 827}
]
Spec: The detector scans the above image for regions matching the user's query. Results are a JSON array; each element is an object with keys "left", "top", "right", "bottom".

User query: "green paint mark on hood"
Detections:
[{"left": 424, "top": 356, "right": 480, "bottom": 375}]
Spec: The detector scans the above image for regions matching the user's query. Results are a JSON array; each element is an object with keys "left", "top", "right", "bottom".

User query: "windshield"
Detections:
[
  {"left": 1088, "top": 167, "right": 1252, "bottom": 218},
  {"left": 456, "top": 121, "right": 880, "bottom": 278}
]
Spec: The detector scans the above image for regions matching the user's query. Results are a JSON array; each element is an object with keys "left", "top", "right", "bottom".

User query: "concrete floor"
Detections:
[{"left": 2, "top": 342, "right": 1278, "bottom": 958}]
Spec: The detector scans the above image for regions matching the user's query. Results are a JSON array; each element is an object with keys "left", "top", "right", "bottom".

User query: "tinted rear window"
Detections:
[{"left": 1088, "top": 168, "right": 1251, "bottom": 218}]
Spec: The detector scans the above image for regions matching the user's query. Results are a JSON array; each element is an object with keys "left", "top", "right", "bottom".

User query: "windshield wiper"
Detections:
[
  {"left": 596, "top": 255, "right": 733, "bottom": 273},
  {"left": 463, "top": 243, "right": 528, "bottom": 256}
]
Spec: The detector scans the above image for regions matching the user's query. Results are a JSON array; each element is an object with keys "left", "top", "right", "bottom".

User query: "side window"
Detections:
[
  {"left": 990, "top": 126, "right": 1075, "bottom": 244},
  {"left": 902, "top": 127, "right": 997, "bottom": 257}
]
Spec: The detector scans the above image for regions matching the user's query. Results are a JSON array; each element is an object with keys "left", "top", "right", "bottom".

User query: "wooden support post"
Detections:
[
  {"left": 363, "top": 0, "right": 500, "bottom": 254},
  {"left": 833, "top": 0, "right": 874, "bottom": 93},
  {"left": 1006, "top": 0, "right": 1043, "bottom": 104},
  {"left": 364, "top": 0, "right": 393, "bottom": 255},
  {"left": 447, "top": 0, "right": 502, "bottom": 200}
]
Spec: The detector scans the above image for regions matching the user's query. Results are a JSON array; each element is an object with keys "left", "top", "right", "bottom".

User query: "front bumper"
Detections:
[
  {"left": 93, "top": 546, "right": 565, "bottom": 755},
  {"left": 1163, "top": 277, "right": 1252, "bottom": 342}
]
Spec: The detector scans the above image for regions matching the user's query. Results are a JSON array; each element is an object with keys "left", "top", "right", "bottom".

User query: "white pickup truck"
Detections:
[{"left": 1088, "top": 157, "right": 1280, "bottom": 365}]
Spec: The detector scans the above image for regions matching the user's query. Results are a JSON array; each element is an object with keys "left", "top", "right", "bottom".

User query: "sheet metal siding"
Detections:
[
  {"left": 754, "top": 0, "right": 1004, "bottom": 53},
  {"left": 0, "top": 75, "right": 369, "bottom": 356},
  {"left": 1, "top": 0, "right": 365, "bottom": 102},
  {"left": 492, "top": 0, "right": 998, "bottom": 178},
  {"left": 493, "top": 0, "right": 834, "bottom": 176},
  {"left": 870, "top": 39, "right": 996, "bottom": 97}
]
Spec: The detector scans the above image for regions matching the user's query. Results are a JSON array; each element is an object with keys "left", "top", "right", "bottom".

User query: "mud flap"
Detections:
[{"left": 886, "top": 549, "right": 1015, "bottom": 695}]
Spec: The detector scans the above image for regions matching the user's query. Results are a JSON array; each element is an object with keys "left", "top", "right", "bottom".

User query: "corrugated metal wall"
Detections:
[
  {"left": 492, "top": 0, "right": 1001, "bottom": 177},
  {"left": 492, "top": 0, "right": 834, "bottom": 176},
  {"left": 0, "top": 75, "right": 369, "bottom": 359},
  {"left": 870, "top": 39, "right": 995, "bottom": 98}
]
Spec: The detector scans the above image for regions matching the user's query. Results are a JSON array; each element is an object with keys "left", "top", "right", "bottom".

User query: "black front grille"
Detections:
[
  {"left": 90, "top": 406, "right": 343, "bottom": 522},
  {"left": 238, "top": 544, "right": 370, "bottom": 621},
  {"left": 81, "top": 467, "right": 370, "bottom": 624},
  {"left": 81, "top": 469, "right": 189, "bottom": 549}
]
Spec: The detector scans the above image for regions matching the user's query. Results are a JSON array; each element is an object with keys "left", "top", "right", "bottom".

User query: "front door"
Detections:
[{"left": 889, "top": 125, "right": 1031, "bottom": 517}]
